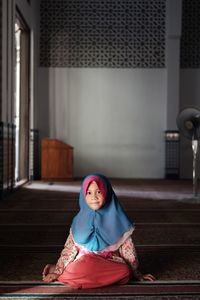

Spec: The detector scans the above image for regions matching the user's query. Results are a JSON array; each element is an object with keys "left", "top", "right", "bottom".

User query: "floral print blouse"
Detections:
[{"left": 54, "top": 231, "right": 141, "bottom": 280}]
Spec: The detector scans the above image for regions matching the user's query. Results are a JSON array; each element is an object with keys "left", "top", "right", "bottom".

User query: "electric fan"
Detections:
[{"left": 176, "top": 106, "right": 200, "bottom": 197}]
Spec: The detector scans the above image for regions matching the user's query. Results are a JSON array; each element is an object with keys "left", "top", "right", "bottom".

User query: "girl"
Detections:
[{"left": 42, "top": 173, "right": 155, "bottom": 288}]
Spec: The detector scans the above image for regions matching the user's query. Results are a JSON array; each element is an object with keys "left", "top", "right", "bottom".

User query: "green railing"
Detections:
[
  {"left": 0, "top": 122, "right": 40, "bottom": 199},
  {"left": 0, "top": 122, "right": 16, "bottom": 199},
  {"left": 29, "top": 129, "right": 40, "bottom": 181}
]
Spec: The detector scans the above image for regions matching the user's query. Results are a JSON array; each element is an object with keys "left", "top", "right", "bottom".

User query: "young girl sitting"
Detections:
[{"left": 42, "top": 173, "right": 155, "bottom": 289}]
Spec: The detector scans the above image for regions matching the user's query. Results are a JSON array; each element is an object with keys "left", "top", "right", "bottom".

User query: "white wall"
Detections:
[
  {"left": 35, "top": 68, "right": 200, "bottom": 179},
  {"left": 38, "top": 68, "right": 167, "bottom": 178}
]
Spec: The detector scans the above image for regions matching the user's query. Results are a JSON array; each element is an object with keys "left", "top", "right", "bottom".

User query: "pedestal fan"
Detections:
[{"left": 176, "top": 106, "right": 200, "bottom": 198}]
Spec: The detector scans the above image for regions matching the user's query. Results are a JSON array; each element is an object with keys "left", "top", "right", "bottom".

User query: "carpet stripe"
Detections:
[{"left": 1, "top": 282, "right": 200, "bottom": 297}]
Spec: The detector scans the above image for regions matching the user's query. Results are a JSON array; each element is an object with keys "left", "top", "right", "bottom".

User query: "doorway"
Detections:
[{"left": 14, "top": 13, "right": 30, "bottom": 183}]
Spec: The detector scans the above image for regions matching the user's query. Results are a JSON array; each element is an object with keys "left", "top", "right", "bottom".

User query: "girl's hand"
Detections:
[
  {"left": 42, "top": 264, "right": 58, "bottom": 282},
  {"left": 42, "top": 272, "right": 59, "bottom": 283},
  {"left": 139, "top": 274, "right": 156, "bottom": 281},
  {"left": 42, "top": 264, "right": 56, "bottom": 276}
]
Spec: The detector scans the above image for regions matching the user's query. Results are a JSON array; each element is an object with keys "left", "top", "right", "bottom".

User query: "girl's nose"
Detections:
[{"left": 92, "top": 193, "right": 98, "bottom": 199}]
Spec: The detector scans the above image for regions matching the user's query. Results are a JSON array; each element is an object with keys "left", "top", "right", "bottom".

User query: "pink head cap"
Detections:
[{"left": 83, "top": 175, "right": 107, "bottom": 200}]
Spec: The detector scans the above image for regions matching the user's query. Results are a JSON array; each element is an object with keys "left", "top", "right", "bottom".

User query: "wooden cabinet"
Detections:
[{"left": 41, "top": 139, "right": 73, "bottom": 181}]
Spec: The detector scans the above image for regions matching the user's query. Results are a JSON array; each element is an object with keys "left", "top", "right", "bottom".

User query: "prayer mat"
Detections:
[{"left": 0, "top": 281, "right": 200, "bottom": 299}]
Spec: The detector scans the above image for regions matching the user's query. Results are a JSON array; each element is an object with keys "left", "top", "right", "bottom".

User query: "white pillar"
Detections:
[
  {"left": 166, "top": 0, "right": 182, "bottom": 130},
  {"left": 1, "top": 0, "right": 15, "bottom": 123}
]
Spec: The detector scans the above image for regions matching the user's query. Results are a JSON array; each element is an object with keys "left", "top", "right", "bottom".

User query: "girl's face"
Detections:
[{"left": 85, "top": 181, "right": 105, "bottom": 210}]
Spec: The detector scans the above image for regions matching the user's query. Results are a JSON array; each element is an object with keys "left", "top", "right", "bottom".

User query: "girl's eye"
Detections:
[
  {"left": 97, "top": 190, "right": 101, "bottom": 194},
  {"left": 87, "top": 191, "right": 91, "bottom": 195}
]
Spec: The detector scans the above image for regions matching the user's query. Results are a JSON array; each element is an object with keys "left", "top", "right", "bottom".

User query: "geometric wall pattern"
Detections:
[
  {"left": 181, "top": 0, "right": 200, "bottom": 68},
  {"left": 40, "top": 0, "right": 166, "bottom": 68}
]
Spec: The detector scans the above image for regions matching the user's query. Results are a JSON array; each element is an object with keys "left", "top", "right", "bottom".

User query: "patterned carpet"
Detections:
[
  {"left": 1, "top": 281, "right": 200, "bottom": 299},
  {"left": 0, "top": 179, "right": 200, "bottom": 299}
]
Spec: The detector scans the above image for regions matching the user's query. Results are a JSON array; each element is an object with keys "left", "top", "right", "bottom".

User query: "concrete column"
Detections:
[
  {"left": 1, "top": 0, "right": 15, "bottom": 123},
  {"left": 166, "top": 0, "right": 182, "bottom": 130}
]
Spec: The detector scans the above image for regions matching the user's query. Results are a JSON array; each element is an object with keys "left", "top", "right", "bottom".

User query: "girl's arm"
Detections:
[
  {"left": 119, "top": 236, "right": 155, "bottom": 281},
  {"left": 54, "top": 231, "right": 78, "bottom": 275},
  {"left": 119, "top": 236, "right": 142, "bottom": 280}
]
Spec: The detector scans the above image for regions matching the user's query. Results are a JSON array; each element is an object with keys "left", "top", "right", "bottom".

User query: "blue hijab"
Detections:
[{"left": 71, "top": 173, "right": 134, "bottom": 251}]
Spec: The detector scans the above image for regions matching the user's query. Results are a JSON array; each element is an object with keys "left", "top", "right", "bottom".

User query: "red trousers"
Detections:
[{"left": 58, "top": 254, "right": 132, "bottom": 289}]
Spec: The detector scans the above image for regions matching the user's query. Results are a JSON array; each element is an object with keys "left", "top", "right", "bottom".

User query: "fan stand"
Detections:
[
  {"left": 176, "top": 107, "right": 200, "bottom": 202},
  {"left": 192, "top": 137, "right": 199, "bottom": 198}
]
